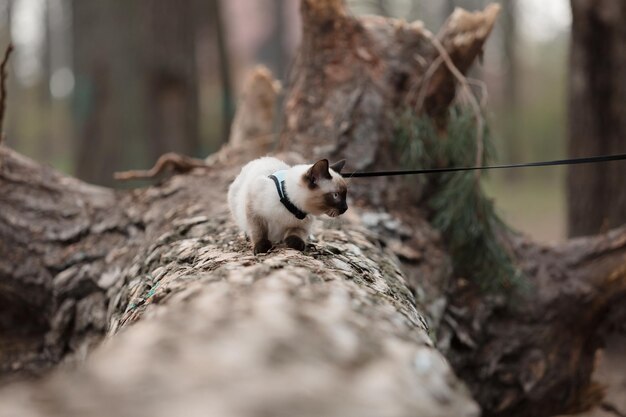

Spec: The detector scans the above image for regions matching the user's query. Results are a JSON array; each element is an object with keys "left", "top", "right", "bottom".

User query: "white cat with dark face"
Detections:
[{"left": 228, "top": 157, "right": 348, "bottom": 254}]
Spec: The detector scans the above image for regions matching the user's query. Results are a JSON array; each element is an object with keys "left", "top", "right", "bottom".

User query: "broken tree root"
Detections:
[{"left": 114, "top": 152, "right": 209, "bottom": 181}]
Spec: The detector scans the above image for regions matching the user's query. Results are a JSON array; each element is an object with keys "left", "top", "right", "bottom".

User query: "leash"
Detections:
[{"left": 341, "top": 152, "right": 626, "bottom": 178}]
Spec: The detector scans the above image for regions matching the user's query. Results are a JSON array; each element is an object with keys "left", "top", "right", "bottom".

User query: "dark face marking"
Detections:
[
  {"left": 323, "top": 185, "right": 348, "bottom": 215},
  {"left": 300, "top": 160, "right": 349, "bottom": 216},
  {"left": 304, "top": 159, "right": 332, "bottom": 189},
  {"left": 304, "top": 180, "right": 348, "bottom": 216}
]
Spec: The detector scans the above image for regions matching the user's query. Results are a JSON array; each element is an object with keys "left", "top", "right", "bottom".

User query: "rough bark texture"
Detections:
[
  {"left": 1, "top": 2, "right": 626, "bottom": 417},
  {"left": 0, "top": 148, "right": 143, "bottom": 380},
  {"left": 567, "top": 0, "right": 626, "bottom": 237}
]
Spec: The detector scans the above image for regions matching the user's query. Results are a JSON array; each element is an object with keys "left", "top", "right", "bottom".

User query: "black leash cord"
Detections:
[{"left": 341, "top": 152, "right": 626, "bottom": 178}]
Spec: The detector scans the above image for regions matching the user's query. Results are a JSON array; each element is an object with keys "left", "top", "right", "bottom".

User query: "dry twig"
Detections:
[
  {"left": 425, "top": 33, "right": 485, "bottom": 179},
  {"left": 413, "top": 33, "right": 486, "bottom": 182},
  {"left": 413, "top": 54, "right": 444, "bottom": 111},
  {"left": 0, "top": 44, "right": 14, "bottom": 146},
  {"left": 114, "top": 152, "right": 209, "bottom": 181}
]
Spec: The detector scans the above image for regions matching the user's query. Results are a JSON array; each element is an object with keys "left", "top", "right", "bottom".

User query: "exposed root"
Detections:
[{"left": 114, "top": 152, "right": 208, "bottom": 181}]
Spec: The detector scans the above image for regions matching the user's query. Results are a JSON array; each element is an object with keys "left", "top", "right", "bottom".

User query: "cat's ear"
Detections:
[
  {"left": 305, "top": 159, "right": 331, "bottom": 187},
  {"left": 330, "top": 159, "right": 346, "bottom": 174}
]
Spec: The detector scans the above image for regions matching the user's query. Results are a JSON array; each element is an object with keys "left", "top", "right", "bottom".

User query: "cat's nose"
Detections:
[{"left": 339, "top": 204, "right": 348, "bottom": 214}]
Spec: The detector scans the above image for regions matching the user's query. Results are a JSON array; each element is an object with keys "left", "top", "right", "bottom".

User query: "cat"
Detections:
[{"left": 228, "top": 157, "right": 348, "bottom": 254}]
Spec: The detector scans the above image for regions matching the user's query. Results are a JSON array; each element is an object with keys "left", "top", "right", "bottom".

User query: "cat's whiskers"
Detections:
[{"left": 327, "top": 209, "right": 339, "bottom": 218}]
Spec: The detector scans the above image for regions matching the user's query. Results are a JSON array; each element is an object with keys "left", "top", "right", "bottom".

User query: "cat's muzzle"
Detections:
[{"left": 327, "top": 205, "right": 348, "bottom": 217}]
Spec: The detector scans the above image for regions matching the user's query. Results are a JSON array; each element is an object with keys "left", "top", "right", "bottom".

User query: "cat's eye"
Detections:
[{"left": 332, "top": 192, "right": 339, "bottom": 199}]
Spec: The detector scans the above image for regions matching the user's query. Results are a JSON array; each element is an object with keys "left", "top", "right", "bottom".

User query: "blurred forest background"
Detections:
[{"left": 0, "top": 0, "right": 571, "bottom": 241}]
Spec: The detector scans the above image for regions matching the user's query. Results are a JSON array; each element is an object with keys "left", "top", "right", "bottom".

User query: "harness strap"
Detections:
[{"left": 269, "top": 171, "right": 308, "bottom": 220}]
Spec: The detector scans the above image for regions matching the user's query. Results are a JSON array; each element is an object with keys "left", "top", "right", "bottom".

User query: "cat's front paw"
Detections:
[
  {"left": 253, "top": 238, "right": 272, "bottom": 255},
  {"left": 285, "top": 235, "right": 306, "bottom": 252}
]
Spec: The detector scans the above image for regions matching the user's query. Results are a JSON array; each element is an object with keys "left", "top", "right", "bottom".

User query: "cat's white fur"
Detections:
[{"left": 228, "top": 156, "right": 343, "bottom": 244}]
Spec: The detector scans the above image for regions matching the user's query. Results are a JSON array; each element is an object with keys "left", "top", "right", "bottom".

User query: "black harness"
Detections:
[{"left": 268, "top": 172, "right": 308, "bottom": 220}]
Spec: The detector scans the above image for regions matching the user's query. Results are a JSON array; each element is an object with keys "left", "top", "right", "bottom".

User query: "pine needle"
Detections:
[{"left": 394, "top": 106, "right": 524, "bottom": 292}]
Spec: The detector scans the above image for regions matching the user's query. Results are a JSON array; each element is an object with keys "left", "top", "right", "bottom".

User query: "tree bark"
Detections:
[
  {"left": 567, "top": 0, "right": 626, "bottom": 237},
  {"left": 1, "top": 2, "right": 626, "bottom": 417}
]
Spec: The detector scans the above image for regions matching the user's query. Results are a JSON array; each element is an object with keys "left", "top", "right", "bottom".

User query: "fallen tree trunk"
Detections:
[
  {"left": 1, "top": 2, "right": 625, "bottom": 417},
  {"left": 1, "top": 144, "right": 479, "bottom": 416}
]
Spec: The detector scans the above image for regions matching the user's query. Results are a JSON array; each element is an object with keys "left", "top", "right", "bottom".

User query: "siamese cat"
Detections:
[{"left": 228, "top": 157, "right": 348, "bottom": 254}]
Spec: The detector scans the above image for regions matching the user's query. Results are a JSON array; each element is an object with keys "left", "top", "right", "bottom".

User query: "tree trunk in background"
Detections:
[
  {"left": 72, "top": 0, "right": 200, "bottom": 186},
  {"left": 141, "top": 0, "right": 199, "bottom": 161},
  {"left": 72, "top": 1, "right": 144, "bottom": 186},
  {"left": 374, "top": 0, "right": 389, "bottom": 17},
  {"left": 567, "top": 0, "right": 626, "bottom": 237},
  {"left": 42, "top": 1, "right": 52, "bottom": 105},
  {"left": 568, "top": 4, "right": 626, "bottom": 417},
  {"left": 501, "top": 0, "right": 521, "bottom": 180},
  {"left": 39, "top": 0, "right": 54, "bottom": 161},
  {"left": 208, "top": 0, "right": 235, "bottom": 145},
  {"left": 256, "top": 0, "right": 286, "bottom": 79}
]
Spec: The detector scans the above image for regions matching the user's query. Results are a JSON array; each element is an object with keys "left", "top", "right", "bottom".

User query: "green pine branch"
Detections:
[{"left": 394, "top": 107, "right": 524, "bottom": 292}]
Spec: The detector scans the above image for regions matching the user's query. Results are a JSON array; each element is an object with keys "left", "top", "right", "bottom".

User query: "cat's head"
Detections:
[{"left": 300, "top": 159, "right": 348, "bottom": 217}]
